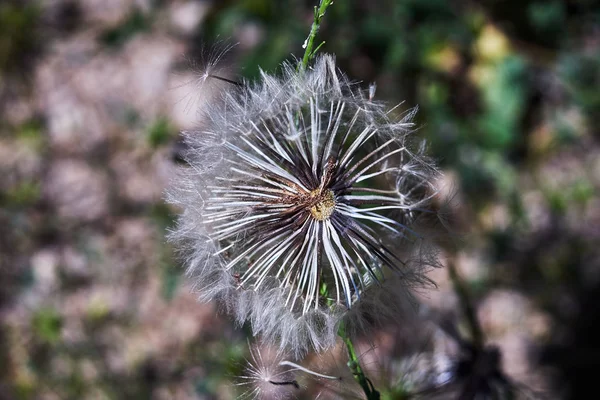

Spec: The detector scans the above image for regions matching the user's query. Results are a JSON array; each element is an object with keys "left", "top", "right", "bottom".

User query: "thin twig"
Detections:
[{"left": 447, "top": 258, "right": 484, "bottom": 349}]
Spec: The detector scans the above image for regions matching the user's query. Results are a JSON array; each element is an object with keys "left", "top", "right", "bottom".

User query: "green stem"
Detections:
[
  {"left": 300, "top": 0, "right": 334, "bottom": 70},
  {"left": 338, "top": 324, "right": 381, "bottom": 400}
]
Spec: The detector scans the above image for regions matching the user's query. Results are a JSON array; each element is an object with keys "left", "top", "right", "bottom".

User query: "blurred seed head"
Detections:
[{"left": 409, "top": 315, "right": 543, "bottom": 400}]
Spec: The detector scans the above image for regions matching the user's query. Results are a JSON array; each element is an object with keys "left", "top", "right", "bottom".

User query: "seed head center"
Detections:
[{"left": 308, "top": 189, "right": 336, "bottom": 221}]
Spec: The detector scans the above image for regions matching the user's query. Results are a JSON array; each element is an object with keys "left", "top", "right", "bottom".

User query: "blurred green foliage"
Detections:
[
  {"left": 559, "top": 52, "right": 600, "bottom": 125},
  {"left": 147, "top": 117, "right": 174, "bottom": 148},
  {"left": 99, "top": 9, "right": 151, "bottom": 48},
  {"left": 32, "top": 308, "right": 63, "bottom": 344},
  {"left": 150, "top": 203, "right": 180, "bottom": 301},
  {"left": 2, "top": 180, "right": 40, "bottom": 208},
  {"left": 0, "top": 2, "right": 40, "bottom": 76}
]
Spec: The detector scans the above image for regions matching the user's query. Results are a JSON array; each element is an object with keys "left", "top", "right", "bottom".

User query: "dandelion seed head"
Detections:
[{"left": 169, "top": 54, "right": 442, "bottom": 356}]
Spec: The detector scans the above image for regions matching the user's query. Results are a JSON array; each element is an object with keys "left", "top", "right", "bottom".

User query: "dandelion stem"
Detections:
[
  {"left": 338, "top": 323, "right": 381, "bottom": 400},
  {"left": 300, "top": 0, "right": 334, "bottom": 71}
]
